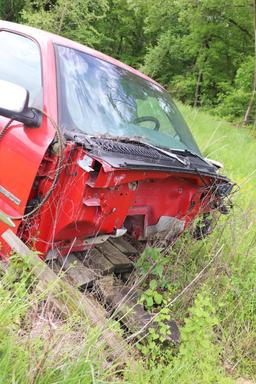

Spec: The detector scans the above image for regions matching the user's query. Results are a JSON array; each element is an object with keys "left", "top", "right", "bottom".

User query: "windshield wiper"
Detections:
[
  {"left": 123, "top": 138, "right": 189, "bottom": 166},
  {"left": 94, "top": 135, "right": 190, "bottom": 166},
  {"left": 66, "top": 131, "right": 189, "bottom": 166},
  {"left": 174, "top": 148, "right": 212, "bottom": 165}
]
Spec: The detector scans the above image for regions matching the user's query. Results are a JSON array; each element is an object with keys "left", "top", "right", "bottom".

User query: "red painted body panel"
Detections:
[
  {"left": 0, "top": 23, "right": 57, "bottom": 253},
  {"left": 0, "top": 21, "right": 225, "bottom": 258},
  {"left": 17, "top": 144, "right": 210, "bottom": 256}
]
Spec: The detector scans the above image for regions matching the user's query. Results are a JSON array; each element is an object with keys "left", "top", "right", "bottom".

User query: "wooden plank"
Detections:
[
  {"left": 109, "top": 237, "right": 138, "bottom": 256},
  {"left": 2, "top": 229, "right": 135, "bottom": 366},
  {"left": 58, "top": 253, "right": 96, "bottom": 288},
  {"left": 96, "top": 276, "right": 180, "bottom": 344},
  {"left": 0, "top": 260, "right": 8, "bottom": 273},
  {"left": 96, "top": 276, "right": 152, "bottom": 335},
  {"left": 81, "top": 248, "right": 115, "bottom": 275},
  {"left": 96, "top": 241, "right": 133, "bottom": 273}
]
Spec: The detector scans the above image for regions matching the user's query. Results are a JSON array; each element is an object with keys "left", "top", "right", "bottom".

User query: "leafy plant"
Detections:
[
  {"left": 168, "top": 291, "right": 234, "bottom": 384},
  {"left": 135, "top": 247, "right": 170, "bottom": 287}
]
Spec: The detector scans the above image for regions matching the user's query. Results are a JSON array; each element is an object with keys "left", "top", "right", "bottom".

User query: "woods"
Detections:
[{"left": 0, "top": 0, "right": 256, "bottom": 124}]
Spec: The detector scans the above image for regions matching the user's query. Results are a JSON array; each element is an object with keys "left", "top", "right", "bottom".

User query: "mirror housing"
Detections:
[{"left": 0, "top": 80, "right": 41, "bottom": 127}]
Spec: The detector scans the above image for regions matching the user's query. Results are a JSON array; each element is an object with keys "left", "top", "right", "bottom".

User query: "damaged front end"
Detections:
[{"left": 17, "top": 131, "right": 234, "bottom": 258}]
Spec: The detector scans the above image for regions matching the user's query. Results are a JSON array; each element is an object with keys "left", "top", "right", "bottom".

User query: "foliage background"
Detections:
[{"left": 1, "top": 0, "right": 255, "bottom": 123}]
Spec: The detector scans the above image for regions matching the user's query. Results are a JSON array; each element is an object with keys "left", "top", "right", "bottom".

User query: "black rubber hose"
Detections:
[{"left": 0, "top": 119, "right": 13, "bottom": 140}]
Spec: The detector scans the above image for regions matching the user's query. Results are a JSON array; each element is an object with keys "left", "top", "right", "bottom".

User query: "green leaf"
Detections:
[
  {"left": 149, "top": 279, "right": 158, "bottom": 290},
  {"left": 153, "top": 264, "right": 164, "bottom": 277},
  {"left": 153, "top": 292, "right": 163, "bottom": 305},
  {"left": 146, "top": 296, "right": 154, "bottom": 308}
]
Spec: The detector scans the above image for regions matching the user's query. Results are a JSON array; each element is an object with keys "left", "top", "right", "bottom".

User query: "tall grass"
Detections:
[
  {"left": 179, "top": 103, "right": 256, "bottom": 203},
  {"left": 130, "top": 105, "right": 256, "bottom": 382},
  {"left": 176, "top": 104, "right": 256, "bottom": 381},
  {"left": 0, "top": 264, "right": 117, "bottom": 383}
]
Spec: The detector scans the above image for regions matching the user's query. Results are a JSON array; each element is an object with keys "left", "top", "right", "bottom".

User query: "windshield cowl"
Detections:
[{"left": 65, "top": 131, "right": 218, "bottom": 177}]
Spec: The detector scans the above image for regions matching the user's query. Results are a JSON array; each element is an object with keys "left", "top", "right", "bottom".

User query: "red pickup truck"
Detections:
[{"left": 0, "top": 21, "right": 233, "bottom": 259}]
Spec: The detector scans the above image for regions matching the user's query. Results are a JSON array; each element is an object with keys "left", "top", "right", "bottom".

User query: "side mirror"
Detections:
[{"left": 0, "top": 80, "right": 41, "bottom": 127}]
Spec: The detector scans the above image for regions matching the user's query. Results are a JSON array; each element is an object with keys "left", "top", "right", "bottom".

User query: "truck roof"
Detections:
[{"left": 0, "top": 20, "right": 162, "bottom": 89}]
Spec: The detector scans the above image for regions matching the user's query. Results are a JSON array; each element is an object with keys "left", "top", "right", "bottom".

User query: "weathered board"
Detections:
[
  {"left": 57, "top": 253, "right": 96, "bottom": 288},
  {"left": 96, "top": 241, "right": 133, "bottom": 273},
  {"left": 81, "top": 248, "right": 115, "bottom": 276},
  {"left": 96, "top": 276, "right": 152, "bottom": 335},
  {"left": 96, "top": 275, "right": 180, "bottom": 344},
  {"left": 109, "top": 237, "right": 138, "bottom": 256}
]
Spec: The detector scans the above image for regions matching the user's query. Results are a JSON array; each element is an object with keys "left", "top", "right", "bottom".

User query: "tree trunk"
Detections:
[
  {"left": 193, "top": 70, "right": 203, "bottom": 108},
  {"left": 58, "top": 1, "right": 68, "bottom": 33},
  {"left": 243, "top": 0, "right": 256, "bottom": 126}
]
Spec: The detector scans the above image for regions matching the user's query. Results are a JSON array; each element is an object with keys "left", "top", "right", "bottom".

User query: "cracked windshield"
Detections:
[{"left": 56, "top": 45, "right": 200, "bottom": 155}]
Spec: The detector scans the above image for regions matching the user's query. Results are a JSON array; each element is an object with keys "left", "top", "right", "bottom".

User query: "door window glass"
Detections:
[{"left": 0, "top": 31, "right": 42, "bottom": 108}]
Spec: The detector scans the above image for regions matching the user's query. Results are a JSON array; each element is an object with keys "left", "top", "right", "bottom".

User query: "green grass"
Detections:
[
  {"left": 179, "top": 103, "right": 256, "bottom": 203},
  {"left": 1, "top": 105, "right": 256, "bottom": 383},
  {"left": 175, "top": 104, "right": 256, "bottom": 382},
  {"left": 0, "top": 261, "right": 120, "bottom": 384}
]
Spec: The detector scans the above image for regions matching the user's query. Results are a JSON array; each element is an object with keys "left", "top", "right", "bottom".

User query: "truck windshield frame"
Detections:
[{"left": 55, "top": 44, "right": 201, "bottom": 155}]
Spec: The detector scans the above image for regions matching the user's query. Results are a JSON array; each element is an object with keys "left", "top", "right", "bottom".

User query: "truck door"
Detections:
[{"left": 0, "top": 30, "right": 54, "bottom": 252}]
